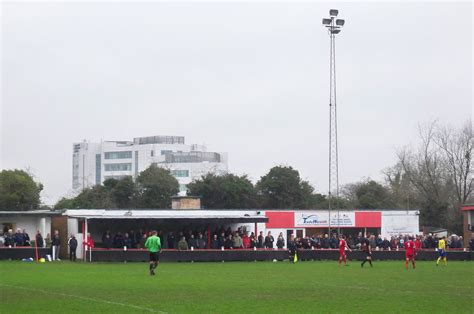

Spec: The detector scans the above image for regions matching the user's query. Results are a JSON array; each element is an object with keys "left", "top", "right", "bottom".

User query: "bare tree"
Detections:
[
  {"left": 433, "top": 121, "right": 473, "bottom": 205},
  {"left": 394, "top": 120, "right": 472, "bottom": 232}
]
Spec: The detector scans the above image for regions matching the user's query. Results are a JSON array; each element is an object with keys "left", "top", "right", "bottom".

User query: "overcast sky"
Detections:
[{"left": 1, "top": 1, "right": 472, "bottom": 205}]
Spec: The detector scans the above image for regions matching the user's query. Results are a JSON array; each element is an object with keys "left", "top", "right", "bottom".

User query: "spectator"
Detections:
[
  {"left": 196, "top": 233, "right": 207, "bottom": 249},
  {"left": 103, "top": 232, "right": 113, "bottom": 249},
  {"left": 188, "top": 234, "right": 197, "bottom": 249},
  {"left": 123, "top": 233, "right": 132, "bottom": 248},
  {"left": 321, "top": 234, "right": 330, "bottom": 249},
  {"left": 0, "top": 232, "right": 4, "bottom": 247},
  {"left": 470, "top": 236, "right": 474, "bottom": 251},
  {"left": 242, "top": 232, "right": 250, "bottom": 248},
  {"left": 177, "top": 236, "right": 188, "bottom": 250},
  {"left": 233, "top": 232, "right": 243, "bottom": 249},
  {"left": 68, "top": 234, "right": 78, "bottom": 262},
  {"left": 113, "top": 232, "right": 124, "bottom": 248},
  {"left": 83, "top": 233, "right": 95, "bottom": 251},
  {"left": 167, "top": 232, "right": 176, "bottom": 249},
  {"left": 224, "top": 234, "right": 233, "bottom": 249},
  {"left": 329, "top": 234, "right": 338, "bottom": 249},
  {"left": 264, "top": 231, "right": 274, "bottom": 249},
  {"left": 257, "top": 231, "right": 264, "bottom": 248},
  {"left": 218, "top": 232, "right": 226, "bottom": 249},
  {"left": 211, "top": 234, "right": 220, "bottom": 249},
  {"left": 51, "top": 230, "right": 61, "bottom": 261},
  {"left": 14, "top": 228, "right": 24, "bottom": 247},
  {"left": 250, "top": 233, "right": 257, "bottom": 248},
  {"left": 4, "top": 229, "right": 14, "bottom": 247},
  {"left": 23, "top": 229, "right": 31, "bottom": 246},
  {"left": 135, "top": 229, "right": 144, "bottom": 248},
  {"left": 382, "top": 237, "right": 390, "bottom": 250},
  {"left": 375, "top": 235, "right": 383, "bottom": 249},
  {"left": 36, "top": 230, "right": 44, "bottom": 248},
  {"left": 276, "top": 233, "right": 285, "bottom": 249},
  {"left": 139, "top": 233, "right": 147, "bottom": 249},
  {"left": 129, "top": 230, "right": 136, "bottom": 248}
]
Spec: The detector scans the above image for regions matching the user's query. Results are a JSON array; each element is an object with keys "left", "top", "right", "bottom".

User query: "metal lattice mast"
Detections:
[{"left": 323, "top": 10, "right": 345, "bottom": 235}]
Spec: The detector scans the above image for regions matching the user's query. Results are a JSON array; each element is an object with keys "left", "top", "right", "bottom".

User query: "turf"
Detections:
[{"left": 0, "top": 260, "right": 472, "bottom": 313}]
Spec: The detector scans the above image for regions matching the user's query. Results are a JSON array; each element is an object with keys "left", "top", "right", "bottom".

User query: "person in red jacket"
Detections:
[
  {"left": 414, "top": 236, "right": 422, "bottom": 255},
  {"left": 242, "top": 232, "right": 250, "bottom": 249},
  {"left": 404, "top": 236, "right": 416, "bottom": 270},
  {"left": 83, "top": 233, "right": 95, "bottom": 250}
]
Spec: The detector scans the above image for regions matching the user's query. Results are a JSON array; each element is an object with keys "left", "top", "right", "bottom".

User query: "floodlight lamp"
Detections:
[
  {"left": 322, "top": 18, "right": 332, "bottom": 25},
  {"left": 336, "top": 19, "right": 345, "bottom": 26},
  {"left": 331, "top": 29, "right": 341, "bottom": 34},
  {"left": 330, "top": 9, "right": 338, "bottom": 17}
]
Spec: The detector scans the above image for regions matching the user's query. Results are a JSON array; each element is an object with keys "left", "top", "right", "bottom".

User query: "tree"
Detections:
[
  {"left": 135, "top": 165, "right": 179, "bottom": 208},
  {"left": 111, "top": 176, "right": 136, "bottom": 208},
  {"left": 256, "top": 166, "right": 314, "bottom": 209},
  {"left": 0, "top": 169, "right": 43, "bottom": 211},
  {"left": 73, "top": 185, "right": 116, "bottom": 209},
  {"left": 54, "top": 197, "right": 76, "bottom": 209},
  {"left": 188, "top": 173, "right": 257, "bottom": 208},
  {"left": 395, "top": 120, "right": 472, "bottom": 233},
  {"left": 342, "top": 179, "right": 394, "bottom": 209}
]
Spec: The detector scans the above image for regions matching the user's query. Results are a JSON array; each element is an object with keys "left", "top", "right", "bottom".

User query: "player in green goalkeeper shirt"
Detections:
[{"left": 145, "top": 231, "right": 161, "bottom": 276}]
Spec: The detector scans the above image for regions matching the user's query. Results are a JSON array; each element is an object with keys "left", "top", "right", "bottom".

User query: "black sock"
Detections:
[
  {"left": 361, "top": 260, "right": 366, "bottom": 266},
  {"left": 149, "top": 263, "right": 153, "bottom": 271},
  {"left": 369, "top": 260, "right": 373, "bottom": 267}
]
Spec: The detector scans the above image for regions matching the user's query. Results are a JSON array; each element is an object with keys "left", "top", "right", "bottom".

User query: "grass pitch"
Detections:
[{"left": 0, "top": 260, "right": 472, "bottom": 313}]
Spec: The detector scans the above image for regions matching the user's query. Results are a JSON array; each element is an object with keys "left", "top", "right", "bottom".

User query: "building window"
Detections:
[
  {"left": 179, "top": 184, "right": 187, "bottom": 192},
  {"left": 134, "top": 151, "right": 139, "bottom": 178},
  {"left": 171, "top": 170, "right": 189, "bottom": 177},
  {"left": 161, "top": 150, "right": 172, "bottom": 155},
  {"left": 104, "top": 163, "right": 132, "bottom": 171},
  {"left": 151, "top": 150, "right": 154, "bottom": 157},
  {"left": 104, "top": 151, "right": 132, "bottom": 159},
  {"left": 104, "top": 175, "right": 128, "bottom": 181},
  {"left": 95, "top": 154, "right": 101, "bottom": 185}
]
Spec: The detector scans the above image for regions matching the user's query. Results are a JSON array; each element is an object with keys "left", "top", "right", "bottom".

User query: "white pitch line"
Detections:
[{"left": 0, "top": 283, "right": 167, "bottom": 314}]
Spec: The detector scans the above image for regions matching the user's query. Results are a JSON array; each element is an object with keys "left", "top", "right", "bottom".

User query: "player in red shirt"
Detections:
[
  {"left": 338, "top": 235, "right": 352, "bottom": 266},
  {"left": 404, "top": 236, "right": 416, "bottom": 270}
]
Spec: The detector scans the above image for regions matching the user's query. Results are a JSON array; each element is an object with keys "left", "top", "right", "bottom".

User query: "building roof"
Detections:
[
  {"left": 63, "top": 209, "right": 268, "bottom": 223},
  {"left": 461, "top": 205, "right": 474, "bottom": 211},
  {"left": 0, "top": 210, "right": 61, "bottom": 216}
]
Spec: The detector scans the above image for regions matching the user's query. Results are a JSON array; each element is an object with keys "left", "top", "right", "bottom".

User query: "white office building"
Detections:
[{"left": 72, "top": 135, "right": 228, "bottom": 195}]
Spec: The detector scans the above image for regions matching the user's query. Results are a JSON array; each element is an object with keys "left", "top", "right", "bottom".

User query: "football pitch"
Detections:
[{"left": 0, "top": 260, "right": 472, "bottom": 313}]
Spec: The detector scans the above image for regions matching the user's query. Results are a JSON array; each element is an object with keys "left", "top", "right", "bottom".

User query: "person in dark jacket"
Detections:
[
  {"left": 276, "top": 233, "right": 285, "bottom": 249},
  {"left": 196, "top": 233, "right": 207, "bottom": 249},
  {"left": 218, "top": 232, "right": 226, "bottom": 249},
  {"left": 14, "top": 229, "right": 24, "bottom": 247},
  {"left": 51, "top": 230, "right": 61, "bottom": 261},
  {"left": 211, "top": 234, "right": 220, "bottom": 249},
  {"left": 188, "top": 234, "right": 197, "bottom": 249},
  {"left": 321, "top": 234, "right": 330, "bottom": 249},
  {"left": 469, "top": 236, "right": 474, "bottom": 251},
  {"left": 264, "top": 231, "right": 274, "bottom": 249},
  {"left": 123, "top": 233, "right": 132, "bottom": 248},
  {"left": 329, "top": 234, "right": 338, "bottom": 249},
  {"left": 68, "top": 234, "right": 78, "bottom": 261},
  {"left": 103, "top": 232, "right": 113, "bottom": 249},
  {"left": 4, "top": 229, "right": 14, "bottom": 247},
  {"left": 287, "top": 234, "right": 297, "bottom": 263},
  {"left": 167, "top": 232, "right": 176, "bottom": 249},
  {"left": 249, "top": 232, "right": 257, "bottom": 248},
  {"left": 35, "top": 230, "right": 44, "bottom": 248},
  {"left": 22, "top": 229, "right": 31, "bottom": 246},
  {"left": 113, "top": 232, "right": 124, "bottom": 248},
  {"left": 224, "top": 234, "right": 233, "bottom": 249},
  {"left": 257, "top": 231, "right": 264, "bottom": 248}
]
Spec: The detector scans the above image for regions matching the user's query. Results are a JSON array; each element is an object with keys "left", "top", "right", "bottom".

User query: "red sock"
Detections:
[{"left": 405, "top": 260, "right": 408, "bottom": 269}]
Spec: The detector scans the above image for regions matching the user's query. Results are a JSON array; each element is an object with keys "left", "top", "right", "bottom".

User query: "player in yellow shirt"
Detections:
[{"left": 436, "top": 236, "right": 447, "bottom": 266}]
